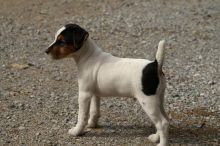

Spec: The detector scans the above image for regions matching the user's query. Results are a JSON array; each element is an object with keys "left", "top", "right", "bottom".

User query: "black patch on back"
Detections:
[{"left": 141, "top": 60, "right": 159, "bottom": 96}]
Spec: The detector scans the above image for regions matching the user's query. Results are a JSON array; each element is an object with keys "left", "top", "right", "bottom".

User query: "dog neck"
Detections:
[{"left": 72, "top": 37, "right": 101, "bottom": 69}]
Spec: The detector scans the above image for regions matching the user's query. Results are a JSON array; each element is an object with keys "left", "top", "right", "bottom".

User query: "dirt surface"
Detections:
[{"left": 0, "top": 0, "right": 219, "bottom": 145}]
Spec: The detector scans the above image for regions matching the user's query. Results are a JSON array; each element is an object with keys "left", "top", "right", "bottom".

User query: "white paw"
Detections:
[
  {"left": 87, "top": 120, "right": 98, "bottom": 128},
  {"left": 148, "top": 133, "right": 159, "bottom": 143},
  {"left": 156, "top": 142, "right": 168, "bottom": 146},
  {"left": 68, "top": 127, "right": 83, "bottom": 136},
  {"left": 156, "top": 144, "right": 166, "bottom": 146}
]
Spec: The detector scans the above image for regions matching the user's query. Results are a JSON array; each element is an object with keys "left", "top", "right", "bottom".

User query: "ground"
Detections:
[{"left": 0, "top": 0, "right": 219, "bottom": 146}]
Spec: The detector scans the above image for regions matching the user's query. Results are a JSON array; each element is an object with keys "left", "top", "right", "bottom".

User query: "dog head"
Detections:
[{"left": 46, "top": 24, "right": 89, "bottom": 59}]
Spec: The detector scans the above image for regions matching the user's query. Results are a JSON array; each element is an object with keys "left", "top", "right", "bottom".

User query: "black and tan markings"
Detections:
[{"left": 46, "top": 24, "right": 89, "bottom": 59}]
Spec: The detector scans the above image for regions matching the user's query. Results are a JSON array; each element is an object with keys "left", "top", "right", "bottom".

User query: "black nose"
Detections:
[
  {"left": 45, "top": 46, "right": 52, "bottom": 54},
  {"left": 45, "top": 49, "right": 49, "bottom": 54},
  {"left": 46, "top": 44, "right": 54, "bottom": 54}
]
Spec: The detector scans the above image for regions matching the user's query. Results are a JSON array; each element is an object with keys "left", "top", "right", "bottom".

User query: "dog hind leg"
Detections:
[{"left": 137, "top": 94, "right": 169, "bottom": 146}]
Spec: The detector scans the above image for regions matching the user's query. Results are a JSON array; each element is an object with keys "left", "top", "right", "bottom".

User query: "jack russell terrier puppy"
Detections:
[{"left": 46, "top": 24, "right": 169, "bottom": 146}]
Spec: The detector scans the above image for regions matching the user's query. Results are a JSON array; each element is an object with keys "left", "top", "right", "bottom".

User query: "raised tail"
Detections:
[{"left": 156, "top": 40, "right": 165, "bottom": 69}]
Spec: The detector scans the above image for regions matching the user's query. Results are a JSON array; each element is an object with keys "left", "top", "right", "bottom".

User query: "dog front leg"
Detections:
[
  {"left": 88, "top": 96, "right": 100, "bottom": 128},
  {"left": 68, "top": 92, "right": 91, "bottom": 136}
]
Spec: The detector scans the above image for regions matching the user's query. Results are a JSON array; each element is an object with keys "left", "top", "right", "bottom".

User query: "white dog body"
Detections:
[
  {"left": 74, "top": 39, "right": 152, "bottom": 98},
  {"left": 46, "top": 24, "right": 169, "bottom": 146}
]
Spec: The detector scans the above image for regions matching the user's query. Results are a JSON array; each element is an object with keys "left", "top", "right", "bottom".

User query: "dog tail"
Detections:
[{"left": 156, "top": 40, "right": 165, "bottom": 69}]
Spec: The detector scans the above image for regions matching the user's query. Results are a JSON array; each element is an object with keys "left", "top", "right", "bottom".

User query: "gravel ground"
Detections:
[{"left": 0, "top": 0, "right": 219, "bottom": 145}]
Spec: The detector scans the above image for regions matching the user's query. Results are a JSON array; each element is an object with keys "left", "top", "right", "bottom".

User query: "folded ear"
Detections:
[{"left": 63, "top": 24, "right": 89, "bottom": 52}]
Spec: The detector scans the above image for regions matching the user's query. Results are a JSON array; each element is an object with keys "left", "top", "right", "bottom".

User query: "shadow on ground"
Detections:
[{"left": 80, "top": 124, "right": 219, "bottom": 145}]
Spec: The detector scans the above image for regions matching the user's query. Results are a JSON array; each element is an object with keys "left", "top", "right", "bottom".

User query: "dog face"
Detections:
[{"left": 46, "top": 24, "right": 89, "bottom": 59}]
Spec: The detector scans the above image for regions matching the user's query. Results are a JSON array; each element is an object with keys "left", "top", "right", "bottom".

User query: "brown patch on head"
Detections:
[
  {"left": 57, "top": 34, "right": 64, "bottom": 41},
  {"left": 49, "top": 44, "right": 75, "bottom": 59}
]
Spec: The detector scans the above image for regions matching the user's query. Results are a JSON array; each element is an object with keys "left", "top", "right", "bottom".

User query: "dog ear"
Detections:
[
  {"left": 63, "top": 24, "right": 89, "bottom": 51},
  {"left": 74, "top": 28, "right": 89, "bottom": 51}
]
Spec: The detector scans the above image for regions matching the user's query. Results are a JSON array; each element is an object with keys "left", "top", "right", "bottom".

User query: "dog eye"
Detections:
[{"left": 57, "top": 40, "right": 65, "bottom": 46}]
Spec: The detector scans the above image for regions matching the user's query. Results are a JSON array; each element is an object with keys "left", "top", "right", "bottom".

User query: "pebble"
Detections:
[
  {"left": 208, "top": 80, "right": 215, "bottom": 85},
  {"left": 51, "top": 119, "right": 58, "bottom": 124},
  {"left": 10, "top": 63, "right": 29, "bottom": 70},
  {"left": 18, "top": 126, "right": 25, "bottom": 130},
  {"left": 35, "top": 132, "right": 41, "bottom": 136}
]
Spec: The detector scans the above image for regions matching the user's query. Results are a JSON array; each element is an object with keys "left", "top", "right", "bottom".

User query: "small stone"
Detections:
[
  {"left": 51, "top": 119, "right": 58, "bottom": 123},
  {"left": 36, "top": 132, "right": 41, "bottom": 136},
  {"left": 198, "top": 55, "right": 203, "bottom": 59},
  {"left": 193, "top": 73, "right": 200, "bottom": 77},
  {"left": 6, "top": 140, "right": 11, "bottom": 144},
  {"left": 169, "top": 104, "right": 174, "bottom": 108},
  {"left": 50, "top": 92, "right": 55, "bottom": 98},
  {"left": 18, "top": 126, "right": 25, "bottom": 130},
  {"left": 208, "top": 80, "right": 215, "bottom": 85},
  {"left": 108, "top": 104, "right": 114, "bottom": 108},
  {"left": 27, "top": 63, "right": 35, "bottom": 67},
  {"left": 8, "top": 104, "right": 16, "bottom": 109},
  {"left": 54, "top": 77, "right": 62, "bottom": 81},
  {"left": 10, "top": 63, "right": 29, "bottom": 69},
  {"left": 110, "top": 129, "right": 116, "bottom": 133},
  {"left": 18, "top": 103, "right": 25, "bottom": 110}
]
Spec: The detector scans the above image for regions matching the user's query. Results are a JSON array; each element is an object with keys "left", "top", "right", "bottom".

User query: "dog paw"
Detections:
[
  {"left": 148, "top": 133, "right": 159, "bottom": 143},
  {"left": 156, "top": 143, "right": 168, "bottom": 146},
  {"left": 68, "top": 127, "right": 83, "bottom": 136},
  {"left": 87, "top": 121, "right": 98, "bottom": 128}
]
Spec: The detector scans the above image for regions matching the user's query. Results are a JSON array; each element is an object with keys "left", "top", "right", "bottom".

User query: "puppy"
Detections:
[{"left": 46, "top": 24, "right": 169, "bottom": 146}]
